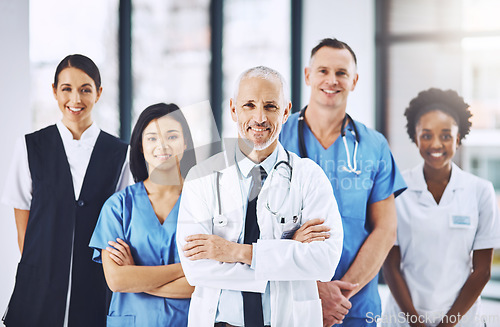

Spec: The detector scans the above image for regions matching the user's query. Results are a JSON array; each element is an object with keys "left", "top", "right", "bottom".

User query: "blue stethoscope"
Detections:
[
  {"left": 298, "top": 106, "right": 361, "bottom": 175},
  {"left": 213, "top": 150, "right": 293, "bottom": 227}
]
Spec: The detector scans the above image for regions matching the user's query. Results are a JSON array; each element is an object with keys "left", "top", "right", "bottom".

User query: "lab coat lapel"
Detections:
[
  {"left": 438, "top": 163, "right": 465, "bottom": 206},
  {"left": 412, "top": 163, "right": 436, "bottom": 207},
  {"left": 217, "top": 140, "right": 243, "bottom": 217},
  {"left": 217, "top": 165, "right": 243, "bottom": 216},
  {"left": 413, "top": 162, "right": 465, "bottom": 207}
]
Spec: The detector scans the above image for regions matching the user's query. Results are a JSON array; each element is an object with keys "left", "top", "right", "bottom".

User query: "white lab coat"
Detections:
[
  {"left": 177, "top": 141, "right": 343, "bottom": 327},
  {"left": 382, "top": 163, "right": 500, "bottom": 327}
]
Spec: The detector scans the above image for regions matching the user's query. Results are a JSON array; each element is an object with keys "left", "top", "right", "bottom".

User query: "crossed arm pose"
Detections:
[
  {"left": 106, "top": 217, "right": 331, "bottom": 297},
  {"left": 183, "top": 218, "right": 332, "bottom": 263},
  {"left": 89, "top": 103, "right": 198, "bottom": 326},
  {"left": 176, "top": 148, "right": 344, "bottom": 327},
  {"left": 103, "top": 238, "right": 193, "bottom": 298}
]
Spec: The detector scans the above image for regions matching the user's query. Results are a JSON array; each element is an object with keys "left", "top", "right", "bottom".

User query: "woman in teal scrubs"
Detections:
[{"left": 90, "top": 103, "right": 196, "bottom": 326}]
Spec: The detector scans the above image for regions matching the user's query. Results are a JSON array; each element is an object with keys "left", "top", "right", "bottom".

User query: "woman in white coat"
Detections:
[{"left": 382, "top": 88, "right": 500, "bottom": 327}]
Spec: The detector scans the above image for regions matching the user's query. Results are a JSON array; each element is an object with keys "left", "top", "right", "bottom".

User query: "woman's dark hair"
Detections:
[
  {"left": 54, "top": 54, "right": 101, "bottom": 89},
  {"left": 130, "top": 103, "right": 196, "bottom": 183},
  {"left": 405, "top": 88, "right": 472, "bottom": 144}
]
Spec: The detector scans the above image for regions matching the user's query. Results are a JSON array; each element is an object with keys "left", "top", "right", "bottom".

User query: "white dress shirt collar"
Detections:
[{"left": 235, "top": 144, "right": 278, "bottom": 179}]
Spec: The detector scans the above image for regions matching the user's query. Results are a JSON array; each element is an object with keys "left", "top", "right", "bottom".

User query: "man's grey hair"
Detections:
[{"left": 233, "top": 66, "right": 290, "bottom": 104}]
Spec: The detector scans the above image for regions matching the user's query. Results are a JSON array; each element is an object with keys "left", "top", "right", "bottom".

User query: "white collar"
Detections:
[
  {"left": 410, "top": 162, "right": 465, "bottom": 192},
  {"left": 56, "top": 120, "right": 100, "bottom": 146},
  {"left": 235, "top": 143, "right": 279, "bottom": 178}
]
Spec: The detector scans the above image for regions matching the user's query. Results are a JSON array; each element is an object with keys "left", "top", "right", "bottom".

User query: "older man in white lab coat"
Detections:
[{"left": 177, "top": 66, "right": 344, "bottom": 327}]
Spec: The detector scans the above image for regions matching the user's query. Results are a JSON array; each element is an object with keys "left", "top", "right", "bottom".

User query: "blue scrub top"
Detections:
[
  {"left": 280, "top": 112, "right": 406, "bottom": 318},
  {"left": 89, "top": 182, "right": 189, "bottom": 327}
]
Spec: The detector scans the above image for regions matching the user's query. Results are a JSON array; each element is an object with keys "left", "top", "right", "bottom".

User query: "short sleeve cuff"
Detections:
[
  {"left": 92, "top": 248, "right": 103, "bottom": 263},
  {"left": 1, "top": 136, "right": 33, "bottom": 210},
  {"left": 473, "top": 237, "right": 500, "bottom": 251},
  {"left": 1, "top": 197, "right": 30, "bottom": 211}
]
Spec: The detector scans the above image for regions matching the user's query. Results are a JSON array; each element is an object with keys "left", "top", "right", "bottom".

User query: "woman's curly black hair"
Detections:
[{"left": 404, "top": 88, "right": 472, "bottom": 144}]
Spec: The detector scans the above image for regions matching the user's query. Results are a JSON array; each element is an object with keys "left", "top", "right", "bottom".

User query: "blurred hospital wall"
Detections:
[{"left": 0, "top": 0, "right": 30, "bottom": 316}]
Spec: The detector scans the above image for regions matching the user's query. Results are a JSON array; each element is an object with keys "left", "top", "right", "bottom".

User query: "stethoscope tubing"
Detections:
[
  {"left": 298, "top": 106, "right": 360, "bottom": 175},
  {"left": 215, "top": 149, "right": 292, "bottom": 217}
]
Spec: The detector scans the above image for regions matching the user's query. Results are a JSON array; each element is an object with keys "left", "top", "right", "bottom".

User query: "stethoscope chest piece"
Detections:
[{"left": 213, "top": 214, "right": 227, "bottom": 227}]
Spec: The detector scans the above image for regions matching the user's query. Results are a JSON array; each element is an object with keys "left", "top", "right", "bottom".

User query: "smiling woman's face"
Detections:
[
  {"left": 53, "top": 67, "right": 101, "bottom": 127},
  {"left": 142, "top": 115, "right": 186, "bottom": 173},
  {"left": 415, "top": 110, "right": 460, "bottom": 172}
]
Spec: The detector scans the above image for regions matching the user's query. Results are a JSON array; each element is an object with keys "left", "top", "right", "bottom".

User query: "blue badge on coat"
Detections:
[{"left": 450, "top": 214, "right": 471, "bottom": 228}]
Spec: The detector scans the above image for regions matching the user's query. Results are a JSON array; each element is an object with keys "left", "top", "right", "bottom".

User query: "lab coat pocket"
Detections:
[
  {"left": 292, "top": 298, "right": 322, "bottom": 327},
  {"left": 107, "top": 314, "right": 135, "bottom": 327}
]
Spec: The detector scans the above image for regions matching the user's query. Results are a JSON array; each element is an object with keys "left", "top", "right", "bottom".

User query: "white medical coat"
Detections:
[
  {"left": 177, "top": 142, "right": 343, "bottom": 327},
  {"left": 383, "top": 163, "right": 500, "bottom": 327}
]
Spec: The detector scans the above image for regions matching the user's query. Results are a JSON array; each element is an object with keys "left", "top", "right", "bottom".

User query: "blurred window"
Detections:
[
  {"left": 221, "top": 0, "right": 291, "bottom": 138},
  {"left": 131, "top": 0, "right": 211, "bottom": 119},
  {"left": 131, "top": 0, "right": 216, "bottom": 160},
  {"left": 385, "top": 0, "right": 500, "bottom": 186},
  {"left": 31, "top": 0, "right": 292, "bottom": 143}
]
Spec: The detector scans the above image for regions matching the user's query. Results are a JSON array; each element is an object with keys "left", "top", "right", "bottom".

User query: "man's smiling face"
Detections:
[
  {"left": 305, "top": 46, "right": 358, "bottom": 111},
  {"left": 231, "top": 76, "right": 290, "bottom": 152}
]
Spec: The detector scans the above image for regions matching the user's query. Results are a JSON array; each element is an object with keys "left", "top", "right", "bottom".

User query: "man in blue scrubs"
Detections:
[{"left": 280, "top": 38, "right": 406, "bottom": 327}]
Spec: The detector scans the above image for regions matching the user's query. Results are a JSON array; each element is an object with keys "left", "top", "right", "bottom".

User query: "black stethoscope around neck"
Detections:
[{"left": 298, "top": 106, "right": 361, "bottom": 175}]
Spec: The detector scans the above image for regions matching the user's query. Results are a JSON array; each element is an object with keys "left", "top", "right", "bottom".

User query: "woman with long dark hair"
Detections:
[{"left": 90, "top": 103, "right": 196, "bottom": 326}]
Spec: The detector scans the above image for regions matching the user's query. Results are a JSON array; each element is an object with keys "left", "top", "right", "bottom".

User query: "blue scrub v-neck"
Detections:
[{"left": 140, "top": 181, "right": 180, "bottom": 227}]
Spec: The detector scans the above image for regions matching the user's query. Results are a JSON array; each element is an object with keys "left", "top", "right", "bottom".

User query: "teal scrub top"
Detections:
[
  {"left": 280, "top": 111, "right": 406, "bottom": 319},
  {"left": 89, "top": 182, "right": 189, "bottom": 327}
]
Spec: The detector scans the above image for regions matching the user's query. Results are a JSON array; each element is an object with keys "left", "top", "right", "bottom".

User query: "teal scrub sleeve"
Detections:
[{"left": 89, "top": 192, "right": 126, "bottom": 263}]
